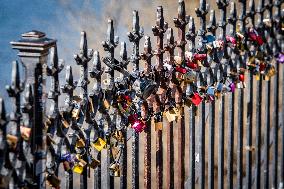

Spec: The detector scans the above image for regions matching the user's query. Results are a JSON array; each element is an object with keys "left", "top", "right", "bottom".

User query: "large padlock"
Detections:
[
  {"left": 190, "top": 92, "right": 203, "bottom": 106},
  {"left": 92, "top": 137, "right": 107, "bottom": 152}
]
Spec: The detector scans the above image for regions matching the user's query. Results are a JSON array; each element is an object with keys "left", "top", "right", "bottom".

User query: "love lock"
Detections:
[
  {"left": 109, "top": 162, "right": 120, "bottom": 177},
  {"left": 92, "top": 137, "right": 106, "bottom": 152},
  {"left": 20, "top": 126, "right": 31, "bottom": 141},
  {"left": 76, "top": 138, "right": 86, "bottom": 148},
  {"left": 73, "top": 155, "right": 87, "bottom": 174},
  {"left": 87, "top": 155, "right": 100, "bottom": 169},
  {"left": 154, "top": 112, "right": 163, "bottom": 131},
  {"left": 6, "top": 134, "right": 18, "bottom": 150}
]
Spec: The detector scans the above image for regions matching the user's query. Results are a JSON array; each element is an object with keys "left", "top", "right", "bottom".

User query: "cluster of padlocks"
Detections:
[{"left": 0, "top": 0, "right": 283, "bottom": 188}]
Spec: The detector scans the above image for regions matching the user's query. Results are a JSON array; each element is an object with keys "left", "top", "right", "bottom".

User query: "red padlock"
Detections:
[
  {"left": 239, "top": 74, "right": 245, "bottom": 82},
  {"left": 226, "top": 35, "right": 237, "bottom": 45},
  {"left": 193, "top": 53, "right": 207, "bottom": 61},
  {"left": 175, "top": 67, "right": 187, "bottom": 74},
  {"left": 186, "top": 61, "right": 198, "bottom": 69}
]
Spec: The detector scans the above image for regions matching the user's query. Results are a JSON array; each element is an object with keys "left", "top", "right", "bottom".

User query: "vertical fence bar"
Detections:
[
  {"left": 255, "top": 0, "right": 264, "bottom": 188},
  {"left": 61, "top": 65, "right": 75, "bottom": 189},
  {"left": 128, "top": 11, "right": 143, "bottom": 189},
  {"left": 89, "top": 51, "right": 102, "bottom": 189},
  {"left": 186, "top": 16, "right": 196, "bottom": 189},
  {"left": 216, "top": 1, "right": 228, "bottom": 188},
  {"left": 152, "top": 6, "right": 166, "bottom": 189},
  {"left": 271, "top": 2, "right": 281, "bottom": 188},
  {"left": 119, "top": 43, "right": 128, "bottom": 189},
  {"left": 174, "top": 0, "right": 188, "bottom": 188},
  {"left": 102, "top": 19, "right": 118, "bottom": 189},
  {"left": 141, "top": 36, "right": 153, "bottom": 189},
  {"left": 207, "top": 9, "right": 217, "bottom": 189},
  {"left": 164, "top": 27, "right": 175, "bottom": 189},
  {"left": 74, "top": 32, "right": 93, "bottom": 189},
  {"left": 195, "top": 0, "right": 208, "bottom": 188}
]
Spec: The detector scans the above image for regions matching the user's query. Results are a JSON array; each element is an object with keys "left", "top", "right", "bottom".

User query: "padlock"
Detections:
[
  {"left": 6, "top": 134, "right": 18, "bottom": 149},
  {"left": 226, "top": 35, "right": 237, "bottom": 46},
  {"left": 112, "top": 130, "right": 124, "bottom": 143},
  {"left": 267, "top": 66, "right": 276, "bottom": 77},
  {"left": 111, "top": 146, "right": 120, "bottom": 159},
  {"left": 132, "top": 120, "right": 146, "bottom": 133},
  {"left": 190, "top": 92, "right": 203, "bottom": 106},
  {"left": 184, "top": 70, "right": 196, "bottom": 83},
  {"left": 206, "top": 86, "right": 215, "bottom": 96},
  {"left": 175, "top": 67, "right": 187, "bottom": 74},
  {"left": 88, "top": 156, "right": 100, "bottom": 169},
  {"left": 276, "top": 53, "right": 284, "bottom": 64},
  {"left": 46, "top": 173, "right": 61, "bottom": 188},
  {"left": 193, "top": 53, "right": 207, "bottom": 61},
  {"left": 109, "top": 162, "right": 120, "bottom": 177},
  {"left": 76, "top": 138, "right": 85, "bottom": 148},
  {"left": 255, "top": 74, "right": 260, "bottom": 80},
  {"left": 20, "top": 126, "right": 31, "bottom": 141},
  {"left": 73, "top": 157, "right": 87, "bottom": 174},
  {"left": 239, "top": 74, "right": 245, "bottom": 82},
  {"left": 92, "top": 137, "right": 107, "bottom": 152},
  {"left": 72, "top": 102, "right": 81, "bottom": 119},
  {"left": 103, "top": 99, "right": 110, "bottom": 109},
  {"left": 229, "top": 83, "right": 236, "bottom": 93},
  {"left": 154, "top": 112, "right": 163, "bottom": 130}
]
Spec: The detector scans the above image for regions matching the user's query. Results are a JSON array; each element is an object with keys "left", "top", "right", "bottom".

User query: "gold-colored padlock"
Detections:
[
  {"left": 111, "top": 146, "right": 120, "bottom": 159},
  {"left": 255, "top": 74, "right": 260, "bottom": 81},
  {"left": 6, "top": 134, "right": 18, "bottom": 149},
  {"left": 92, "top": 138, "right": 107, "bottom": 152},
  {"left": 103, "top": 99, "right": 110, "bottom": 109},
  {"left": 76, "top": 138, "right": 85, "bottom": 148},
  {"left": 20, "top": 126, "right": 31, "bottom": 141},
  {"left": 73, "top": 156, "right": 87, "bottom": 174},
  {"left": 46, "top": 173, "right": 61, "bottom": 188},
  {"left": 155, "top": 122, "right": 163, "bottom": 131},
  {"left": 72, "top": 108, "right": 80, "bottom": 119},
  {"left": 109, "top": 162, "right": 120, "bottom": 177},
  {"left": 267, "top": 66, "right": 276, "bottom": 77},
  {"left": 112, "top": 130, "right": 124, "bottom": 143}
]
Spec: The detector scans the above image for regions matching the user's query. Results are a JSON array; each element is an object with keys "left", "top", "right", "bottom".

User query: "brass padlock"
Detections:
[
  {"left": 46, "top": 173, "right": 61, "bottom": 188},
  {"left": 76, "top": 138, "right": 85, "bottom": 148},
  {"left": 109, "top": 162, "right": 120, "bottom": 177},
  {"left": 63, "top": 161, "right": 71, "bottom": 172},
  {"left": 6, "top": 134, "right": 18, "bottom": 149},
  {"left": 165, "top": 110, "right": 176, "bottom": 122},
  {"left": 92, "top": 137, "right": 106, "bottom": 152}
]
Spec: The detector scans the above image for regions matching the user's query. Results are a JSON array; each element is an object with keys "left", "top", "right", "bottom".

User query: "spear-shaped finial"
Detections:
[
  {"left": 195, "top": 0, "right": 209, "bottom": 29},
  {"left": 89, "top": 51, "right": 102, "bottom": 79},
  {"left": 152, "top": 6, "right": 167, "bottom": 36},
  {"left": 186, "top": 17, "right": 196, "bottom": 42},
  {"left": 75, "top": 31, "right": 94, "bottom": 65},
  {"left": 61, "top": 65, "right": 75, "bottom": 106},
  {"left": 6, "top": 61, "right": 20, "bottom": 97},
  {"left": 102, "top": 19, "right": 119, "bottom": 54},
  {"left": 207, "top": 10, "right": 217, "bottom": 34}
]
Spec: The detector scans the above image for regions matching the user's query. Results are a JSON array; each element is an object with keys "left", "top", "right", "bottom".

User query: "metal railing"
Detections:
[{"left": 0, "top": 0, "right": 283, "bottom": 188}]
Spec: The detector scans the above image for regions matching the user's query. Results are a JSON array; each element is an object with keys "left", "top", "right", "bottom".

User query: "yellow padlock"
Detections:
[
  {"left": 155, "top": 122, "right": 163, "bottom": 131},
  {"left": 92, "top": 138, "right": 107, "bottom": 152},
  {"left": 6, "top": 134, "right": 18, "bottom": 149}
]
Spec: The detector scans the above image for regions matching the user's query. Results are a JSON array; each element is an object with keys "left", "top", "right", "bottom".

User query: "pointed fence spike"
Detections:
[
  {"left": 80, "top": 31, "right": 88, "bottom": 58},
  {"left": 0, "top": 98, "right": 6, "bottom": 124},
  {"left": 133, "top": 10, "right": 139, "bottom": 33}
]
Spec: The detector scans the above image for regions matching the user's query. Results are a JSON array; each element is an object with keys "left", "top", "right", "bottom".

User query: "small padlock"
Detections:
[
  {"left": 46, "top": 173, "right": 61, "bottom": 188},
  {"left": 76, "top": 138, "right": 85, "bottom": 148},
  {"left": 190, "top": 92, "right": 203, "bottom": 106},
  {"left": 61, "top": 118, "right": 69, "bottom": 128},
  {"left": 165, "top": 110, "right": 176, "bottom": 122},
  {"left": 6, "top": 134, "right": 18, "bottom": 149},
  {"left": 154, "top": 112, "right": 163, "bottom": 130},
  {"left": 73, "top": 156, "right": 87, "bottom": 174},
  {"left": 92, "top": 137, "right": 107, "bottom": 152},
  {"left": 63, "top": 161, "right": 72, "bottom": 172},
  {"left": 20, "top": 126, "right": 31, "bottom": 141},
  {"left": 109, "top": 162, "right": 120, "bottom": 177},
  {"left": 88, "top": 156, "right": 100, "bottom": 169},
  {"left": 72, "top": 104, "right": 81, "bottom": 119}
]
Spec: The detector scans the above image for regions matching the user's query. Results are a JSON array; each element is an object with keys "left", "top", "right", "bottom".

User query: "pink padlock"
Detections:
[{"left": 132, "top": 120, "right": 146, "bottom": 133}]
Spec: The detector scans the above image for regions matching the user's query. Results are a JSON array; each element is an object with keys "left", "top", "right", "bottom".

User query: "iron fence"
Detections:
[{"left": 0, "top": 0, "right": 283, "bottom": 188}]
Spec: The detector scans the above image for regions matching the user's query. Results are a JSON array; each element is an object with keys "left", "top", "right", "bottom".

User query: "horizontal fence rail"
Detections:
[{"left": 0, "top": 0, "right": 283, "bottom": 189}]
